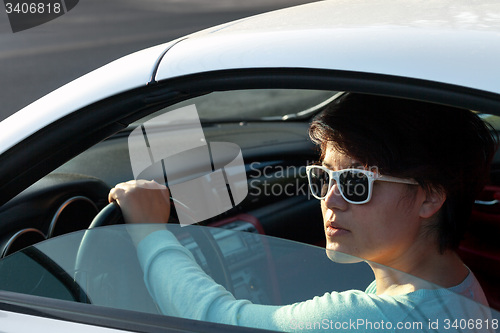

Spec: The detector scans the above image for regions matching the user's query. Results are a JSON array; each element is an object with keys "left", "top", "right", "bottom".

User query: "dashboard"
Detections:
[
  {"left": 179, "top": 218, "right": 276, "bottom": 304},
  {"left": 0, "top": 173, "right": 109, "bottom": 258}
]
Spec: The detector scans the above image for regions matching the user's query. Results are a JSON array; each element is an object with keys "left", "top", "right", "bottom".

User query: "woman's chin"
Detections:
[{"left": 325, "top": 244, "right": 363, "bottom": 263}]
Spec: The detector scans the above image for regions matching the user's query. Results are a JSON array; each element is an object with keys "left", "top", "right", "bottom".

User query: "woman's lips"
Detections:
[{"left": 325, "top": 223, "right": 350, "bottom": 237}]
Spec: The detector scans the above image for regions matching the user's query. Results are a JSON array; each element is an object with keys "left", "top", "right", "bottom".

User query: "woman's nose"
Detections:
[{"left": 323, "top": 182, "right": 348, "bottom": 211}]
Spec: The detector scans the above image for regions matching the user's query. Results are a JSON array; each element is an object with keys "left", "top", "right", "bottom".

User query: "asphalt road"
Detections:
[{"left": 0, "top": 0, "right": 316, "bottom": 121}]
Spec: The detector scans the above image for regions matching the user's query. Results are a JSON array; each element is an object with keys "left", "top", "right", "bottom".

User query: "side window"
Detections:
[
  {"left": 2, "top": 86, "right": 500, "bottom": 332},
  {"left": 0, "top": 248, "right": 77, "bottom": 302}
]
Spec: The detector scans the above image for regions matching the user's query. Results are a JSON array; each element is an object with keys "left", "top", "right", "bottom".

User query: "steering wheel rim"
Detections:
[
  {"left": 88, "top": 201, "right": 124, "bottom": 228},
  {"left": 89, "top": 198, "right": 197, "bottom": 228}
]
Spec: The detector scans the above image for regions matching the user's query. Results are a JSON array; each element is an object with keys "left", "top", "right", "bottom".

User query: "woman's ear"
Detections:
[{"left": 419, "top": 187, "right": 446, "bottom": 219}]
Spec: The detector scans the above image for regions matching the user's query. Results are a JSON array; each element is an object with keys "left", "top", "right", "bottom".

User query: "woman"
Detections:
[{"left": 109, "top": 93, "right": 496, "bottom": 332}]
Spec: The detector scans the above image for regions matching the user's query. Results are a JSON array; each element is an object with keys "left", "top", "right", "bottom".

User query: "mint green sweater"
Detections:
[{"left": 137, "top": 230, "right": 494, "bottom": 332}]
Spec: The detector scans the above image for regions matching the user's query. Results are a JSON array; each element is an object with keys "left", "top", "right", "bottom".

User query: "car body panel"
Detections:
[
  {"left": 0, "top": 42, "right": 176, "bottom": 156},
  {"left": 0, "top": 310, "right": 128, "bottom": 333}
]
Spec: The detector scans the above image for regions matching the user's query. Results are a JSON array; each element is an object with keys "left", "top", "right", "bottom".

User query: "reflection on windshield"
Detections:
[
  {"left": 133, "top": 89, "right": 340, "bottom": 124},
  {"left": 0, "top": 224, "right": 498, "bottom": 332}
]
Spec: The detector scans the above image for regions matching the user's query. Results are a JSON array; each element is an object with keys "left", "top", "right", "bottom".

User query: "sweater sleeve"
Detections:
[
  {"left": 135, "top": 229, "right": 419, "bottom": 332},
  {"left": 137, "top": 229, "right": 281, "bottom": 328}
]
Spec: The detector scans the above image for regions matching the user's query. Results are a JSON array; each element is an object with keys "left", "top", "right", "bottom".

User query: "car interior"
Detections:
[{"left": 0, "top": 70, "right": 499, "bottom": 326}]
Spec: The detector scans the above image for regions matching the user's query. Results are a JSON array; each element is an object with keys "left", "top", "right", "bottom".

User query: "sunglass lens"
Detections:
[
  {"left": 309, "top": 167, "right": 330, "bottom": 198},
  {"left": 338, "top": 170, "right": 369, "bottom": 202}
]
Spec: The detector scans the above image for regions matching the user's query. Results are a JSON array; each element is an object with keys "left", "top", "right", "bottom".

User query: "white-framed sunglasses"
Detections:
[{"left": 305, "top": 165, "right": 419, "bottom": 204}]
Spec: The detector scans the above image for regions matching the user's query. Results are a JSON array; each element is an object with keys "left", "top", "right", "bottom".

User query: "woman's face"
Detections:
[{"left": 321, "top": 144, "right": 427, "bottom": 266}]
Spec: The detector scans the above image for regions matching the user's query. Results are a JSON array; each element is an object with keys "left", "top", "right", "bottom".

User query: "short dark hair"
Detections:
[{"left": 309, "top": 93, "right": 498, "bottom": 253}]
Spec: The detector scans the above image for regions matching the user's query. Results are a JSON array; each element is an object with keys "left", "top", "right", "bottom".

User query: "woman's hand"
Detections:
[{"left": 108, "top": 180, "right": 171, "bottom": 224}]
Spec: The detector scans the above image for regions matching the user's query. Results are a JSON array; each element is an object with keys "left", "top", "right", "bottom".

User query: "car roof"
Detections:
[
  {"left": 1, "top": 0, "right": 500, "bottom": 155},
  {"left": 156, "top": 0, "right": 500, "bottom": 94}
]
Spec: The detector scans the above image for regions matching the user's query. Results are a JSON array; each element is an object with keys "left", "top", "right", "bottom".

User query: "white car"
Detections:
[{"left": 0, "top": 1, "right": 500, "bottom": 332}]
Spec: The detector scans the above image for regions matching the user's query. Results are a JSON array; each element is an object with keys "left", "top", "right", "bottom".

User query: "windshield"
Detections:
[{"left": 134, "top": 89, "right": 341, "bottom": 124}]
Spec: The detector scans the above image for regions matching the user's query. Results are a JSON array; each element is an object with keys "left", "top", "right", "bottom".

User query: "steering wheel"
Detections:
[
  {"left": 74, "top": 200, "right": 234, "bottom": 309},
  {"left": 88, "top": 201, "right": 124, "bottom": 228}
]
